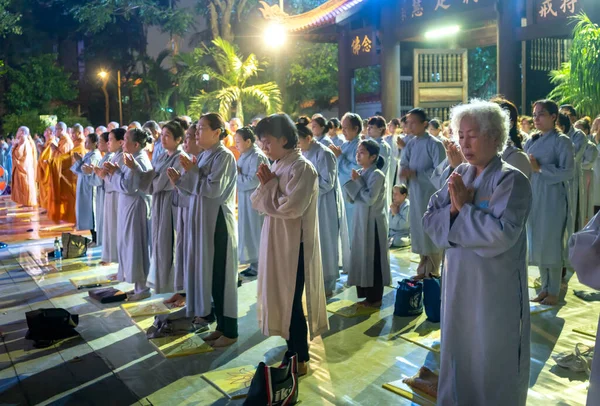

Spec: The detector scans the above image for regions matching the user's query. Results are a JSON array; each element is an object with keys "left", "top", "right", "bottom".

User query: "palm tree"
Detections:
[
  {"left": 548, "top": 13, "right": 600, "bottom": 117},
  {"left": 182, "top": 37, "right": 282, "bottom": 123}
]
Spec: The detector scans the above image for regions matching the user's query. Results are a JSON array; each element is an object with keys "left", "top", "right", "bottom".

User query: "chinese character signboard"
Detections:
[
  {"left": 534, "top": 0, "right": 581, "bottom": 22},
  {"left": 400, "top": 0, "right": 491, "bottom": 21},
  {"left": 348, "top": 30, "right": 379, "bottom": 69}
]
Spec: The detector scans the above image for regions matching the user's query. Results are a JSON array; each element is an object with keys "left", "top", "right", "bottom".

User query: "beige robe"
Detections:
[{"left": 251, "top": 149, "right": 329, "bottom": 340}]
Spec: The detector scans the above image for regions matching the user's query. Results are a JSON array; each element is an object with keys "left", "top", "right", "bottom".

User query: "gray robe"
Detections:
[
  {"left": 580, "top": 140, "right": 598, "bottom": 226},
  {"left": 101, "top": 150, "right": 124, "bottom": 263},
  {"left": 315, "top": 134, "right": 334, "bottom": 148},
  {"left": 502, "top": 144, "right": 532, "bottom": 179},
  {"left": 304, "top": 141, "right": 343, "bottom": 291},
  {"left": 108, "top": 150, "right": 153, "bottom": 284},
  {"left": 568, "top": 212, "right": 600, "bottom": 406},
  {"left": 567, "top": 127, "right": 588, "bottom": 233},
  {"left": 237, "top": 145, "right": 269, "bottom": 265},
  {"left": 70, "top": 149, "right": 102, "bottom": 231},
  {"left": 524, "top": 130, "right": 574, "bottom": 267},
  {"left": 337, "top": 137, "right": 361, "bottom": 242},
  {"left": 389, "top": 200, "right": 410, "bottom": 246},
  {"left": 370, "top": 137, "right": 393, "bottom": 212},
  {"left": 144, "top": 148, "right": 183, "bottom": 294},
  {"left": 423, "top": 156, "right": 532, "bottom": 406},
  {"left": 594, "top": 143, "right": 600, "bottom": 208},
  {"left": 176, "top": 143, "right": 238, "bottom": 319},
  {"left": 173, "top": 152, "right": 195, "bottom": 292},
  {"left": 399, "top": 133, "right": 446, "bottom": 255},
  {"left": 90, "top": 152, "right": 114, "bottom": 246},
  {"left": 343, "top": 165, "right": 391, "bottom": 288}
]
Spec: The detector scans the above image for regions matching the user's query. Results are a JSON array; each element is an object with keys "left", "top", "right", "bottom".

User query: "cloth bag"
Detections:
[
  {"left": 62, "top": 232, "right": 90, "bottom": 259},
  {"left": 423, "top": 277, "right": 441, "bottom": 323},
  {"left": 25, "top": 308, "right": 79, "bottom": 347},
  {"left": 88, "top": 287, "right": 127, "bottom": 304},
  {"left": 243, "top": 351, "right": 299, "bottom": 405},
  {"left": 394, "top": 279, "right": 423, "bottom": 317}
]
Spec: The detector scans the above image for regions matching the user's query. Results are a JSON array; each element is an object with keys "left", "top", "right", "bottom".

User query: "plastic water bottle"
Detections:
[{"left": 54, "top": 237, "right": 62, "bottom": 259}]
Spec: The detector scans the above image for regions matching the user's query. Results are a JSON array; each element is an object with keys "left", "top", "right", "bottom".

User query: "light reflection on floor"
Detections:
[{"left": 0, "top": 195, "right": 596, "bottom": 405}]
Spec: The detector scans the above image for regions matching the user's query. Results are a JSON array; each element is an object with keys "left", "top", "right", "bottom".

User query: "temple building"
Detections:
[{"left": 260, "top": 0, "right": 600, "bottom": 118}]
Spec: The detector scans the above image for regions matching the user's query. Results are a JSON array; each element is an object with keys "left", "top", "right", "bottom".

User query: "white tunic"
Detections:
[
  {"left": 176, "top": 143, "right": 238, "bottom": 318},
  {"left": 101, "top": 150, "right": 124, "bottom": 263},
  {"left": 343, "top": 165, "right": 391, "bottom": 287},
  {"left": 144, "top": 147, "right": 183, "bottom": 294},
  {"left": 423, "top": 156, "right": 531, "bottom": 406},
  {"left": 89, "top": 152, "right": 114, "bottom": 246},
  {"left": 251, "top": 149, "right": 329, "bottom": 340},
  {"left": 70, "top": 149, "right": 102, "bottom": 231},
  {"left": 399, "top": 133, "right": 446, "bottom": 255},
  {"left": 237, "top": 145, "right": 269, "bottom": 265},
  {"left": 108, "top": 150, "right": 153, "bottom": 284}
]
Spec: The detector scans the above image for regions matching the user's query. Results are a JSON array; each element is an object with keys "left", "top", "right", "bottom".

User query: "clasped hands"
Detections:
[
  {"left": 328, "top": 145, "right": 342, "bottom": 157},
  {"left": 443, "top": 139, "right": 466, "bottom": 169},
  {"left": 256, "top": 163, "right": 276, "bottom": 185},
  {"left": 448, "top": 172, "right": 474, "bottom": 216},
  {"left": 528, "top": 154, "right": 540, "bottom": 172}
]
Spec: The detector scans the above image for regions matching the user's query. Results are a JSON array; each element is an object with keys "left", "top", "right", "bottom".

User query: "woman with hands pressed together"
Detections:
[
  {"left": 250, "top": 114, "right": 328, "bottom": 376},
  {"left": 87, "top": 132, "right": 112, "bottom": 247},
  {"left": 167, "top": 113, "right": 238, "bottom": 348},
  {"left": 423, "top": 100, "right": 532, "bottom": 406},
  {"left": 105, "top": 128, "right": 153, "bottom": 301}
]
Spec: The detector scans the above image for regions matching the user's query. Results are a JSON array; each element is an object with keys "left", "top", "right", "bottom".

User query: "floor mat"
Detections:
[
  {"left": 149, "top": 333, "right": 214, "bottom": 358},
  {"left": 382, "top": 378, "right": 436, "bottom": 406},
  {"left": 398, "top": 327, "right": 441, "bottom": 354},
  {"left": 573, "top": 324, "right": 597, "bottom": 338},
  {"left": 201, "top": 365, "right": 255, "bottom": 399},
  {"left": 69, "top": 274, "right": 117, "bottom": 289},
  {"left": 326, "top": 300, "right": 380, "bottom": 318},
  {"left": 121, "top": 300, "right": 172, "bottom": 317}
]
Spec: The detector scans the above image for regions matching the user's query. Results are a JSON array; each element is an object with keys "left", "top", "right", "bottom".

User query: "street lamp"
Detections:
[
  {"left": 263, "top": 23, "right": 286, "bottom": 48},
  {"left": 97, "top": 69, "right": 123, "bottom": 126},
  {"left": 98, "top": 71, "right": 109, "bottom": 125}
]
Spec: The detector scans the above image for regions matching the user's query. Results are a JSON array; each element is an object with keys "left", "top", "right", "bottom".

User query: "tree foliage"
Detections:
[
  {"left": 0, "top": 0, "right": 21, "bottom": 38},
  {"left": 468, "top": 46, "right": 497, "bottom": 100},
  {"left": 5, "top": 54, "right": 78, "bottom": 115},
  {"left": 185, "top": 37, "right": 281, "bottom": 123},
  {"left": 549, "top": 13, "right": 600, "bottom": 117}
]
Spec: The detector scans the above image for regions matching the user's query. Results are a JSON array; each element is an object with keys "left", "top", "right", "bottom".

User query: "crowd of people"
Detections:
[{"left": 1, "top": 97, "right": 600, "bottom": 405}]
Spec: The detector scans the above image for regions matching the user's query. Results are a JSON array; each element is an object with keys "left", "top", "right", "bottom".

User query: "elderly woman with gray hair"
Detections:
[{"left": 423, "top": 99, "right": 532, "bottom": 405}]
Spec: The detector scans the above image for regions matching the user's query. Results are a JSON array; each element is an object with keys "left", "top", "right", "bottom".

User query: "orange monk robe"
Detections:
[
  {"left": 37, "top": 141, "right": 58, "bottom": 209},
  {"left": 223, "top": 133, "right": 240, "bottom": 160},
  {"left": 11, "top": 135, "right": 38, "bottom": 207},
  {"left": 47, "top": 135, "right": 75, "bottom": 223}
]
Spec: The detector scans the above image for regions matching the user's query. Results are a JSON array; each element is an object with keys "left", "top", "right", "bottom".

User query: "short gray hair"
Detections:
[
  {"left": 143, "top": 120, "right": 161, "bottom": 134},
  {"left": 57, "top": 122, "right": 67, "bottom": 131},
  {"left": 450, "top": 99, "right": 509, "bottom": 152}
]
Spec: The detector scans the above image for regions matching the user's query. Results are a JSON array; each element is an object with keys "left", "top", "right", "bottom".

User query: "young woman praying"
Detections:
[
  {"left": 343, "top": 139, "right": 391, "bottom": 307},
  {"left": 71, "top": 132, "right": 102, "bottom": 243},
  {"left": 250, "top": 113, "right": 329, "bottom": 376},
  {"left": 389, "top": 184, "right": 410, "bottom": 248},
  {"left": 235, "top": 126, "right": 269, "bottom": 278},
  {"left": 311, "top": 115, "right": 334, "bottom": 147},
  {"left": 104, "top": 128, "right": 154, "bottom": 301},
  {"left": 367, "top": 116, "right": 393, "bottom": 210},
  {"left": 88, "top": 132, "right": 112, "bottom": 247},
  {"left": 167, "top": 113, "right": 238, "bottom": 348}
]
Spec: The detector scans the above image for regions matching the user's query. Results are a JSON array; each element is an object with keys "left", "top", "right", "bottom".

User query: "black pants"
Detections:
[
  {"left": 211, "top": 207, "right": 238, "bottom": 338},
  {"left": 90, "top": 229, "right": 96, "bottom": 244},
  {"left": 287, "top": 244, "right": 309, "bottom": 362},
  {"left": 595, "top": 205, "right": 600, "bottom": 215},
  {"left": 356, "top": 225, "right": 383, "bottom": 303}
]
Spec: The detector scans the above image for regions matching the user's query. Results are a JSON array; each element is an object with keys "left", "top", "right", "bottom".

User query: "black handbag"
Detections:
[
  {"left": 423, "top": 277, "right": 442, "bottom": 323},
  {"left": 394, "top": 279, "right": 424, "bottom": 317},
  {"left": 243, "top": 351, "right": 299, "bottom": 405},
  {"left": 62, "top": 232, "right": 90, "bottom": 259},
  {"left": 25, "top": 308, "right": 79, "bottom": 347}
]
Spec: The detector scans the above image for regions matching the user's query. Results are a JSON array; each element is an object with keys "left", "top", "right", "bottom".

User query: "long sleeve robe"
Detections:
[
  {"left": 370, "top": 137, "right": 393, "bottom": 212},
  {"left": 101, "top": 150, "right": 124, "bottom": 263},
  {"left": 251, "top": 149, "right": 328, "bottom": 340},
  {"left": 389, "top": 199, "right": 410, "bottom": 246},
  {"left": 89, "top": 152, "right": 114, "bottom": 246},
  {"left": 502, "top": 144, "right": 532, "bottom": 179},
  {"left": 524, "top": 130, "right": 574, "bottom": 268},
  {"left": 176, "top": 143, "right": 238, "bottom": 318},
  {"left": 593, "top": 143, "right": 600, "bottom": 208},
  {"left": 423, "top": 156, "right": 531, "bottom": 406},
  {"left": 568, "top": 212, "right": 600, "bottom": 406},
  {"left": 315, "top": 134, "right": 334, "bottom": 148},
  {"left": 237, "top": 145, "right": 269, "bottom": 266},
  {"left": 173, "top": 152, "right": 195, "bottom": 292},
  {"left": 399, "top": 133, "right": 446, "bottom": 256},
  {"left": 343, "top": 165, "right": 391, "bottom": 288},
  {"left": 145, "top": 148, "right": 183, "bottom": 294},
  {"left": 11, "top": 135, "right": 38, "bottom": 207},
  {"left": 567, "top": 127, "right": 588, "bottom": 232},
  {"left": 48, "top": 136, "right": 81, "bottom": 224},
  {"left": 37, "top": 142, "right": 59, "bottom": 210},
  {"left": 337, "top": 137, "right": 361, "bottom": 240},
  {"left": 580, "top": 140, "right": 598, "bottom": 226},
  {"left": 303, "top": 141, "right": 344, "bottom": 291},
  {"left": 331, "top": 134, "right": 345, "bottom": 147},
  {"left": 70, "top": 149, "right": 102, "bottom": 231},
  {"left": 108, "top": 150, "right": 153, "bottom": 284}
]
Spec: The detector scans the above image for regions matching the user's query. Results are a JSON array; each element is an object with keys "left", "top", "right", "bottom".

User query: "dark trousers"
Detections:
[
  {"left": 287, "top": 244, "right": 309, "bottom": 362},
  {"left": 211, "top": 207, "right": 238, "bottom": 338},
  {"left": 90, "top": 229, "right": 96, "bottom": 244},
  {"left": 356, "top": 225, "right": 384, "bottom": 303},
  {"left": 595, "top": 205, "right": 600, "bottom": 215}
]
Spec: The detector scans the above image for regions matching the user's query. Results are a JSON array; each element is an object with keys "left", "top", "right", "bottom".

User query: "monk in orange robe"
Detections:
[
  {"left": 37, "top": 126, "right": 58, "bottom": 210},
  {"left": 11, "top": 126, "right": 38, "bottom": 207},
  {"left": 226, "top": 118, "right": 241, "bottom": 160},
  {"left": 47, "top": 122, "right": 75, "bottom": 223}
]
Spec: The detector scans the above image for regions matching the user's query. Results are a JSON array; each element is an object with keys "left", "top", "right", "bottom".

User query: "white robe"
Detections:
[
  {"left": 70, "top": 149, "right": 101, "bottom": 231},
  {"left": 399, "top": 133, "right": 446, "bottom": 255},
  {"left": 423, "top": 156, "right": 531, "bottom": 406},
  {"left": 176, "top": 143, "right": 238, "bottom": 319},
  {"left": 108, "top": 150, "right": 153, "bottom": 284},
  {"left": 343, "top": 165, "right": 391, "bottom": 287},
  {"left": 144, "top": 148, "right": 183, "bottom": 294},
  {"left": 568, "top": 212, "right": 600, "bottom": 406},
  {"left": 251, "top": 149, "right": 329, "bottom": 340},
  {"left": 101, "top": 150, "right": 124, "bottom": 263},
  {"left": 303, "top": 141, "right": 343, "bottom": 292},
  {"left": 89, "top": 152, "right": 114, "bottom": 246},
  {"left": 524, "top": 130, "right": 574, "bottom": 268},
  {"left": 237, "top": 145, "right": 269, "bottom": 265}
]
